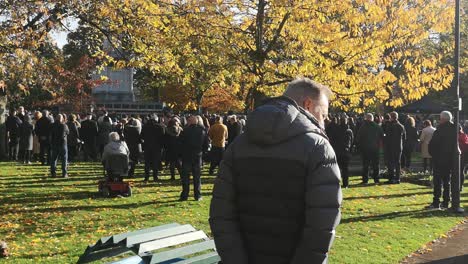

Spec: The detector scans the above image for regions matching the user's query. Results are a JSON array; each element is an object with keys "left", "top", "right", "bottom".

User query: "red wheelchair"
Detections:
[{"left": 98, "top": 153, "right": 132, "bottom": 197}]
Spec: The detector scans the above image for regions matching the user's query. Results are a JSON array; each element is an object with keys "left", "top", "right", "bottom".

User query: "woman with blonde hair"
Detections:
[
  {"left": 402, "top": 116, "right": 419, "bottom": 172},
  {"left": 32, "top": 111, "right": 42, "bottom": 161},
  {"left": 420, "top": 120, "right": 435, "bottom": 173}
]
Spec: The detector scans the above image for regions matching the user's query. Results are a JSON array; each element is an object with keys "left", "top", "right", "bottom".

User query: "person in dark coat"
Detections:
[
  {"left": 98, "top": 116, "right": 113, "bottom": 158},
  {"left": 381, "top": 113, "right": 391, "bottom": 175},
  {"left": 326, "top": 116, "right": 341, "bottom": 151},
  {"left": 35, "top": 110, "right": 52, "bottom": 165},
  {"left": 5, "top": 109, "right": 22, "bottom": 161},
  {"left": 165, "top": 117, "right": 183, "bottom": 180},
  {"left": 356, "top": 113, "right": 384, "bottom": 184},
  {"left": 401, "top": 116, "right": 418, "bottom": 171},
  {"left": 334, "top": 116, "right": 354, "bottom": 188},
  {"left": 49, "top": 114, "right": 69, "bottom": 178},
  {"left": 80, "top": 114, "right": 99, "bottom": 161},
  {"left": 427, "top": 111, "right": 464, "bottom": 213},
  {"left": 385, "top": 112, "right": 406, "bottom": 184},
  {"left": 179, "top": 115, "right": 209, "bottom": 201},
  {"left": 124, "top": 119, "right": 141, "bottom": 177},
  {"left": 140, "top": 114, "right": 165, "bottom": 181},
  {"left": 66, "top": 114, "right": 81, "bottom": 162},
  {"left": 227, "top": 115, "right": 242, "bottom": 145},
  {"left": 209, "top": 78, "right": 341, "bottom": 264},
  {"left": 19, "top": 115, "right": 34, "bottom": 164}
]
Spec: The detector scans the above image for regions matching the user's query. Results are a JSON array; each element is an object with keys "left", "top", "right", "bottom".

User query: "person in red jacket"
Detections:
[{"left": 458, "top": 125, "right": 468, "bottom": 191}]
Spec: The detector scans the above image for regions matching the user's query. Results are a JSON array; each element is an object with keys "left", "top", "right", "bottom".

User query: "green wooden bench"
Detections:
[{"left": 77, "top": 223, "right": 220, "bottom": 264}]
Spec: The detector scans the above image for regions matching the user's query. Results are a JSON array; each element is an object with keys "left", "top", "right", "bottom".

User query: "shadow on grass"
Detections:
[
  {"left": 344, "top": 191, "right": 433, "bottom": 201},
  {"left": 341, "top": 208, "right": 467, "bottom": 224},
  {"left": 7, "top": 198, "right": 184, "bottom": 214},
  {"left": 1, "top": 190, "right": 100, "bottom": 208}
]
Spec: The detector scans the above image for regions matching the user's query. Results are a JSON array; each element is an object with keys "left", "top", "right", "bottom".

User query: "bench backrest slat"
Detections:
[
  {"left": 126, "top": 225, "right": 196, "bottom": 247},
  {"left": 112, "top": 223, "right": 180, "bottom": 244},
  {"left": 110, "top": 255, "right": 145, "bottom": 264},
  {"left": 138, "top": 230, "right": 207, "bottom": 254},
  {"left": 170, "top": 252, "right": 221, "bottom": 264},
  {"left": 148, "top": 240, "right": 216, "bottom": 264}
]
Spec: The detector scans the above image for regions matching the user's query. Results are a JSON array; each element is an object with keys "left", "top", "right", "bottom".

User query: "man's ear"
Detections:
[{"left": 303, "top": 97, "right": 314, "bottom": 112}]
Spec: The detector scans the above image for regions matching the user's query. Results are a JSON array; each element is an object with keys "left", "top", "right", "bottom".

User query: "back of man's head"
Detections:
[
  {"left": 283, "top": 78, "right": 332, "bottom": 104},
  {"left": 390, "top": 111, "right": 398, "bottom": 121},
  {"left": 55, "top": 114, "right": 63, "bottom": 123},
  {"left": 215, "top": 116, "right": 222, "bottom": 123},
  {"left": 440, "top": 111, "right": 452, "bottom": 123},
  {"left": 109, "top": 132, "right": 120, "bottom": 142},
  {"left": 365, "top": 113, "right": 374, "bottom": 122}
]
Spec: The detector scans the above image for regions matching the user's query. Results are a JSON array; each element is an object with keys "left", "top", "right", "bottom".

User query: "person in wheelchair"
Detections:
[{"left": 102, "top": 132, "right": 130, "bottom": 181}]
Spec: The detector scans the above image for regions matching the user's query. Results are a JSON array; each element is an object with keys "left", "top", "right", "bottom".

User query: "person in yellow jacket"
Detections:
[{"left": 208, "top": 116, "right": 228, "bottom": 175}]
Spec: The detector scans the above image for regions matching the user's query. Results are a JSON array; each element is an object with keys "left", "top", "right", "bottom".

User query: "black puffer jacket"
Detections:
[
  {"left": 429, "top": 121, "right": 458, "bottom": 167},
  {"left": 209, "top": 96, "right": 342, "bottom": 264}
]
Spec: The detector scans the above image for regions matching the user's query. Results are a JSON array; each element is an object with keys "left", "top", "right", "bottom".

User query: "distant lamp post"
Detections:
[{"left": 452, "top": 0, "right": 464, "bottom": 213}]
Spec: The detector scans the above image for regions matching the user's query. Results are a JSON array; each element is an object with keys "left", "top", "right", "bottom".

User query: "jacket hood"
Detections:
[{"left": 245, "top": 96, "right": 326, "bottom": 145}]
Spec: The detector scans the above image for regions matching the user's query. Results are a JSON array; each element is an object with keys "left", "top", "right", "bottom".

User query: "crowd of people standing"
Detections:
[
  {"left": 325, "top": 110, "right": 465, "bottom": 212},
  {"left": 4, "top": 104, "right": 466, "bottom": 208},
  {"left": 4, "top": 107, "right": 245, "bottom": 200}
]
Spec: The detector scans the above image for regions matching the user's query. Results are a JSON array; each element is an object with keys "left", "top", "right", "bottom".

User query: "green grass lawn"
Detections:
[{"left": 0, "top": 161, "right": 467, "bottom": 263}]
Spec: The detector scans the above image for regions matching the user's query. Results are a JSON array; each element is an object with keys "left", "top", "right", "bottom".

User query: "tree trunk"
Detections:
[{"left": 0, "top": 95, "right": 7, "bottom": 160}]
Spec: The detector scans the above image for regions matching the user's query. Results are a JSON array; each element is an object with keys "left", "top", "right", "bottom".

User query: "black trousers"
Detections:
[
  {"left": 181, "top": 153, "right": 202, "bottom": 199},
  {"left": 168, "top": 158, "right": 181, "bottom": 179},
  {"left": 83, "top": 142, "right": 97, "bottom": 161},
  {"left": 388, "top": 149, "right": 402, "bottom": 182},
  {"left": 402, "top": 145, "right": 414, "bottom": 169},
  {"left": 8, "top": 142, "right": 19, "bottom": 161},
  {"left": 361, "top": 149, "right": 379, "bottom": 182},
  {"left": 433, "top": 161, "right": 461, "bottom": 207},
  {"left": 22, "top": 149, "right": 31, "bottom": 163},
  {"left": 144, "top": 148, "right": 162, "bottom": 180},
  {"left": 39, "top": 139, "right": 51, "bottom": 165},
  {"left": 209, "top": 146, "right": 224, "bottom": 174},
  {"left": 68, "top": 145, "right": 78, "bottom": 162},
  {"left": 423, "top": 158, "right": 433, "bottom": 173},
  {"left": 337, "top": 154, "right": 350, "bottom": 187}
]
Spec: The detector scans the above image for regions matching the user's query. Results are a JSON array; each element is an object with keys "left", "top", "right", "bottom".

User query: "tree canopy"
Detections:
[{"left": 0, "top": 0, "right": 464, "bottom": 112}]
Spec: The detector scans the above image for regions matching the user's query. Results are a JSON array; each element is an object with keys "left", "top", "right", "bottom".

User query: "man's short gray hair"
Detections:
[
  {"left": 440, "top": 111, "right": 453, "bottom": 122},
  {"left": 109, "top": 132, "right": 120, "bottom": 142},
  {"left": 283, "top": 78, "right": 332, "bottom": 103},
  {"left": 365, "top": 113, "right": 374, "bottom": 121}
]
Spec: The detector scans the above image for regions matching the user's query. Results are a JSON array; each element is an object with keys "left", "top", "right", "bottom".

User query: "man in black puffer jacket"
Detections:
[
  {"left": 428, "top": 111, "right": 464, "bottom": 213},
  {"left": 209, "top": 78, "right": 342, "bottom": 264}
]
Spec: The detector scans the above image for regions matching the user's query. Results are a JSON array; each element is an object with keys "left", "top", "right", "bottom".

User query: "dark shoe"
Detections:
[
  {"left": 374, "top": 179, "right": 380, "bottom": 184},
  {"left": 425, "top": 203, "right": 440, "bottom": 210},
  {"left": 450, "top": 207, "right": 465, "bottom": 214},
  {"left": 385, "top": 180, "right": 399, "bottom": 184},
  {"left": 361, "top": 181, "right": 368, "bottom": 184},
  {"left": 342, "top": 185, "right": 349, "bottom": 189},
  {"left": 179, "top": 197, "right": 188, "bottom": 201},
  {"left": 51, "top": 173, "right": 56, "bottom": 178},
  {"left": 195, "top": 197, "right": 203, "bottom": 201},
  {"left": 143, "top": 178, "right": 149, "bottom": 183}
]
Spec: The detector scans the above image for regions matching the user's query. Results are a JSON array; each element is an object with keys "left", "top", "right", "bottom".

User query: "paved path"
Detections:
[{"left": 401, "top": 220, "right": 468, "bottom": 264}]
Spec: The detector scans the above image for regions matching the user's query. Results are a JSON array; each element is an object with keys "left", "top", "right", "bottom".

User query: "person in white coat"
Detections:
[{"left": 419, "top": 120, "right": 436, "bottom": 173}]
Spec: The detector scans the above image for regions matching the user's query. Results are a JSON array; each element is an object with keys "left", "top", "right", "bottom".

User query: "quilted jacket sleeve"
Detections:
[
  {"left": 291, "top": 137, "right": 342, "bottom": 264},
  {"left": 209, "top": 146, "right": 248, "bottom": 264}
]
